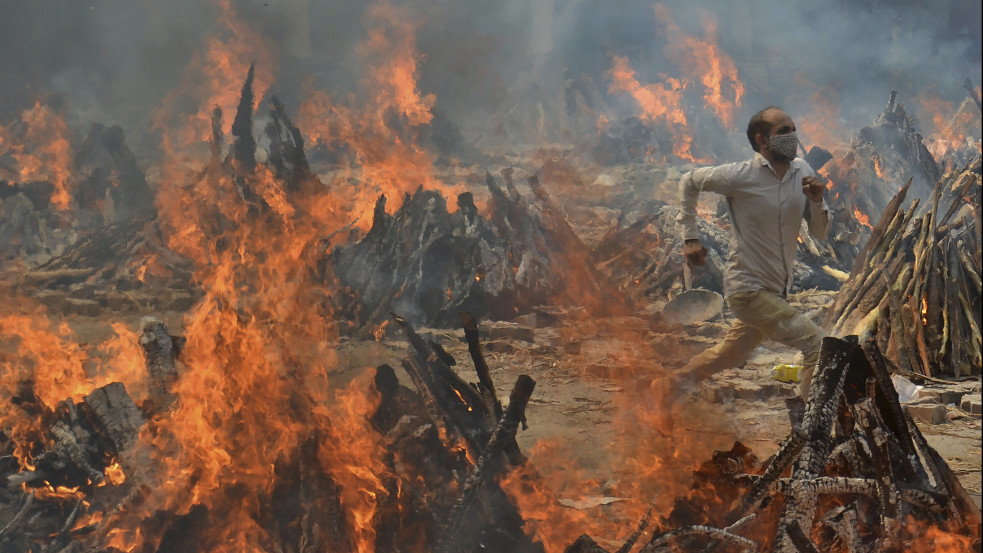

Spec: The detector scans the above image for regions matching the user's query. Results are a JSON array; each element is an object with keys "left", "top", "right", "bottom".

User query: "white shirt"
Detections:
[{"left": 675, "top": 153, "right": 831, "bottom": 297}]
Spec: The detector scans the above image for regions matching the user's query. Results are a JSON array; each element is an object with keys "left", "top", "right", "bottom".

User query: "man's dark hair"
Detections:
[{"left": 746, "top": 106, "right": 782, "bottom": 152}]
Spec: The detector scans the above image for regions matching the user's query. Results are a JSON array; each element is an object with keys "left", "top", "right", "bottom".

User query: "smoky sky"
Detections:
[{"left": 1, "top": 0, "right": 980, "bottom": 162}]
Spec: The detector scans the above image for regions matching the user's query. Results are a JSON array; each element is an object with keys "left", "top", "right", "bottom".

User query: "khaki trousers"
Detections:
[{"left": 679, "top": 290, "right": 827, "bottom": 399}]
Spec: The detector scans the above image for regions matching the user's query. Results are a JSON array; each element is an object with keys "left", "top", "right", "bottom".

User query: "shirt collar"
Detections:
[{"left": 755, "top": 152, "right": 797, "bottom": 181}]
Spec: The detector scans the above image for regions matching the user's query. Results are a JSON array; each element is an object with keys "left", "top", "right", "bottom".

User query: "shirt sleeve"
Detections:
[
  {"left": 675, "top": 164, "right": 735, "bottom": 241},
  {"left": 799, "top": 163, "right": 831, "bottom": 240},
  {"left": 804, "top": 199, "right": 831, "bottom": 240}
]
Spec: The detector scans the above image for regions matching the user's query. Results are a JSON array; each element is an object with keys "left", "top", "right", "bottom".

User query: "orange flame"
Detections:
[
  {"left": 793, "top": 80, "right": 850, "bottom": 152},
  {"left": 653, "top": 4, "right": 744, "bottom": 130},
  {"left": 151, "top": 0, "right": 274, "bottom": 187},
  {"left": 297, "top": 2, "right": 463, "bottom": 230},
  {"left": 913, "top": 90, "right": 982, "bottom": 164},
  {"left": 607, "top": 4, "right": 743, "bottom": 163},
  {"left": 873, "top": 156, "right": 887, "bottom": 179},
  {"left": 854, "top": 206, "right": 872, "bottom": 229},
  {"left": 607, "top": 55, "right": 697, "bottom": 162},
  {"left": 0, "top": 101, "right": 74, "bottom": 210}
]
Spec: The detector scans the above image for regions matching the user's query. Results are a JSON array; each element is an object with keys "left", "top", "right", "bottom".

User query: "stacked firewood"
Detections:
[
  {"left": 566, "top": 335, "right": 982, "bottom": 553},
  {"left": 824, "top": 157, "right": 982, "bottom": 377},
  {"left": 330, "top": 170, "right": 632, "bottom": 330}
]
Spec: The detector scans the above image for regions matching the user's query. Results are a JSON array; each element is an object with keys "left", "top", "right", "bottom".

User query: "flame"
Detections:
[
  {"left": 150, "top": 0, "right": 274, "bottom": 185},
  {"left": 653, "top": 4, "right": 744, "bottom": 130},
  {"left": 373, "top": 320, "right": 390, "bottom": 342},
  {"left": 913, "top": 91, "right": 982, "bottom": 164},
  {"left": 607, "top": 55, "right": 696, "bottom": 162},
  {"left": 873, "top": 156, "right": 887, "bottom": 179},
  {"left": 606, "top": 4, "right": 743, "bottom": 163},
  {"left": 906, "top": 515, "right": 978, "bottom": 552},
  {"left": 0, "top": 101, "right": 74, "bottom": 210},
  {"left": 854, "top": 206, "right": 872, "bottom": 229},
  {"left": 297, "top": 2, "right": 463, "bottom": 230},
  {"left": 105, "top": 461, "right": 127, "bottom": 486}
]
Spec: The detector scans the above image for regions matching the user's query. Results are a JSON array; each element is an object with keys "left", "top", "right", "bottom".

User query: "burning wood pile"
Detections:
[
  {"left": 0, "top": 117, "right": 156, "bottom": 268},
  {"left": 823, "top": 91, "right": 943, "bottom": 226},
  {"left": 565, "top": 336, "right": 982, "bottom": 553},
  {"left": 824, "top": 157, "right": 982, "bottom": 377},
  {"left": 0, "top": 312, "right": 548, "bottom": 553},
  {"left": 330, "top": 169, "right": 632, "bottom": 330},
  {"left": 3, "top": 314, "right": 979, "bottom": 552}
]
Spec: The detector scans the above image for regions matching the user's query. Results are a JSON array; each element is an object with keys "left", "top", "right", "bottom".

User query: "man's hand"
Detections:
[
  {"left": 682, "top": 239, "right": 707, "bottom": 267},
  {"left": 802, "top": 176, "right": 825, "bottom": 202}
]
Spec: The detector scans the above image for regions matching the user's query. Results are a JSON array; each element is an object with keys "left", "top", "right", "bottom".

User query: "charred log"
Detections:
[{"left": 572, "top": 336, "right": 980, "bottom": 553}]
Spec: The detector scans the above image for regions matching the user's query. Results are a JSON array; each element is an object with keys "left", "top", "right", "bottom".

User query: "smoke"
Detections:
[{"left": 1, "top": 0, "right": 979, "bottom": 163}]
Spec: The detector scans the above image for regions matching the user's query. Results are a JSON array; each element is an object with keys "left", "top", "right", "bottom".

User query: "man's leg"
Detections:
[
  {"left": 726, "top": 290, "right": 827, "bottom": 399},
  {"left": 674, "top": 320, "right": 766, "bottom": 385},
  {"left": 648, "top": 293, "right": 766, "bottom": 435}
]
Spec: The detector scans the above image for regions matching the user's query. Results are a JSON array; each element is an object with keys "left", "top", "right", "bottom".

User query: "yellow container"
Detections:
[{"left": 771, "top": 364, "right": 802, "bottom": 383}]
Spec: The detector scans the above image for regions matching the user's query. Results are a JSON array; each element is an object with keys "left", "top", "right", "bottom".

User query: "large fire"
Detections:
[
  {"left": 606, "top": 3, "right": 744, "bottom": 163},
  {"left": 297, "top": 2, "right": 464, "bottom": 229},
  {"left": 0, "top": 1, "right": 980, "bottom": 552},
  {"left": 0, "top": 101, "right": 74, "bottom": 210}
]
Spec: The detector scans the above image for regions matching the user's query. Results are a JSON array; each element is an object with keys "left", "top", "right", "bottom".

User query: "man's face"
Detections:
[{"left": 760, "top": 109, "right": 797, "bottom": 162}]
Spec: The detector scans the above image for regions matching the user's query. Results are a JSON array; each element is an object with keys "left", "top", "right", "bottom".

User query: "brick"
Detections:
[
  {"left": 905, "top": 401, "right": 948, "bottom": 425},
  {"left": 733, "top": 382, "right": 763, "bottom": 401},
  {"left": 701, "top": 384, "right": 734, "bottom": 404},
  {"left": 960, "top": 393, "right": 982, "bottom": 415}
]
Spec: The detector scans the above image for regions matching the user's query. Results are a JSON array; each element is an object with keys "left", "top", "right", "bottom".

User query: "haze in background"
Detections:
[{"left": 1, "top": 0, "right": 979, "bottom": 162}]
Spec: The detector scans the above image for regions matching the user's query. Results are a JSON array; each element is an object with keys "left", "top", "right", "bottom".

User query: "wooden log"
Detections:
[
  {"left": 909, "top": 294, "right": 933, "bottom": 377},
  {"left": 886, "top": 292, "right": 916, "bottom": 374},
  {"left": 139, "top": 317, "right": 179, "bottom": 412},
  {"left": 82, "top": 382, "right": 145, "bottom": 458},
  {"left": 850, "top": 177, "right": 912, "bottom": 278},
  {"left": 945, "top": 243, "right": 974, "bottom": 375},
  {"left": 438, "top": 375, "right": 536, "bottom": 553},
  {"left": 858, "top": 338, "right": 920, "bottom": 461},
  {"left": 924, "top": 241, "right": 944, "bottom": 370},
  {"left": 773, "top": 336, "right": 857, "bottom": 553},
  {"left": 821, "top": 505, "right": 863, "bottom": 553},
  {"left": 615, "top": 501, "right": 658, "bottom": 553},
  {"left": 641, "top": 524, "right": 757, "bottom": 553},
  {"left": 399, "top": 358, "right": 444, "bottom": 429},
  {"left": 0, "top": 493, "right": 34, "bottom": 540},
  {"left": 725, "top": 429, "right": 807, "bottom": 520},
  {"left": 905, "top": 413, "right": 983, "bottom": 528},
  {"left": 853, "top": 396, "right": 902, "bottom": 552},
  {"left": 955, "top": 238, "right": 983, "bottom": 294},
  {"left": 460, "top": 311, "right": 502, "bottom": 420},
  {"left": 393, "top": 313, "right": 491, "bottom": 456}
]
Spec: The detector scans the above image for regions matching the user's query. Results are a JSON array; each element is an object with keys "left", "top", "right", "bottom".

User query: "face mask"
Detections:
[{"left": 768, "top": 132, "right": 799, "bottom": 161}]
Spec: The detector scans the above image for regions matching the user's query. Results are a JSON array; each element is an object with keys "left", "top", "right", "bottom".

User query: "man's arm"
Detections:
[
  {"left": 801, "top": 175, "right": 831, "bottom": 240},
  {"left": 676, "top": 166, "right": 730, "bottom": 266}
]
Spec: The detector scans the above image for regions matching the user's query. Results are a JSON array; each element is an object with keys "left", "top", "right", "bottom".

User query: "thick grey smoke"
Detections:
[{"left": 1, "top": 0, "right": 979, "bottom": 163}]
